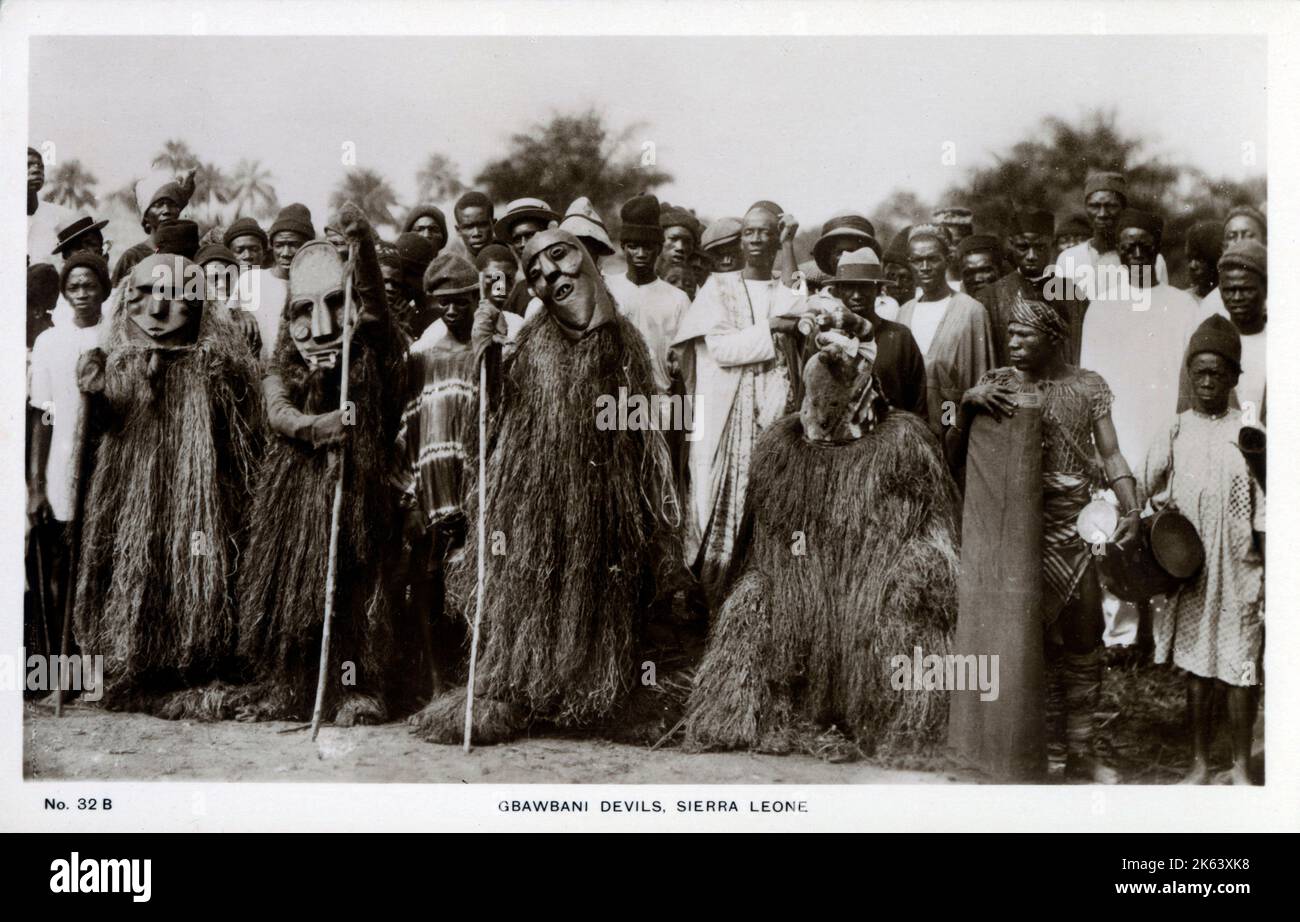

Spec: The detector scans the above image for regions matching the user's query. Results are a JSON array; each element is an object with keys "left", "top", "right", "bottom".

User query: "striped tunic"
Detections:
[{"left": 402, "top": 325, "right": 477, "bottom": 526}]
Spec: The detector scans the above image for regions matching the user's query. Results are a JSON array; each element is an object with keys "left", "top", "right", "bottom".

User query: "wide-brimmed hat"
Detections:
[
  {"left": 812, "top": 211, "right": 881, "bottom": 274},
  {"left": 494, "top": 197, "right": 559, "bottom": 242},
  {"left": 50, "top": 213, "right": 109, "bottom": 256},
  {"left": 828, "top": 247, "right": 885, "bottom": 285}
]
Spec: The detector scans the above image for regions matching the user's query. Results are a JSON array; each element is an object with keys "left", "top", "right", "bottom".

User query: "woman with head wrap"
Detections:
[{"left": 947, "top": 294, "right": 1140, "bottom": 783}]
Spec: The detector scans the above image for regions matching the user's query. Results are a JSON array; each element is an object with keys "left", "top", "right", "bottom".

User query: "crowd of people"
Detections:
[{"left": 24, "top": 144, "right": 1266, "bottom": 783}]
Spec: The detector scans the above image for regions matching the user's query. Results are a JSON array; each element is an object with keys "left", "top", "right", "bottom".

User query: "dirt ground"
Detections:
[
  {"left": 22, "top": 657, "right": 1260, "bottom": 785},
  {"left": 23, "top": 701, "right": 964, "bottom": 784}
]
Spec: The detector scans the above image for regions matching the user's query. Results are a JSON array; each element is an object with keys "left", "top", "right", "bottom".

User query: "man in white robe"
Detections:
[
  {"left": 1054, "top": 172, "right": 1167, "bottom": 302},
  {"left": 673, "top": 202, "right": 805, "bottom": 603}
]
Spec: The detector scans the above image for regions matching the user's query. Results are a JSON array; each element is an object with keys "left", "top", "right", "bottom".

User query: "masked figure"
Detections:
[
  {"left": 73, "top": 254, "right": 264, "bottom": 716},
  {"left": 410, "top": 228, "right": 681, "bottom": 744},
  {"left": 236, "top": 204, "right": 414, "bottom": 726},
  {"left": 682, "top": 306, "right": 961, "bottom": 758}
]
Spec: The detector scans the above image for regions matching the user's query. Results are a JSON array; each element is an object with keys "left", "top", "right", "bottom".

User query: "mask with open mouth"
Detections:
[
  {"left": 122, "top": 253, "right": 204, "bottom": 347},
  {"left": 286, "top": 241, "right": 353, "bottom": 370},
  {"left": 522, "top": 228, "right": 615, "bottom": 340}
]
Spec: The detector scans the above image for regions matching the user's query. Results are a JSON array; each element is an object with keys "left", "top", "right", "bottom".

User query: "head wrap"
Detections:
[
  {"left": 402, "top": 203, "right": 449, "bottom": 243},
  {"left": 700, "top": 217, "right": 742, "bottom": 251},
  {"left": 620, "top": 193, "right": 663, "bottom": 244},
  {"left": 135, "top": 169, "right": 192, "bottom": 228},
  {"left": 59, "top": 251, "right": 111, "bottom": 296},
  {"left": 1218, "top": 239, "right": 1267, "bottom": 279},
  {"left": 1185, "top": 314, "right": 1242, "bottom": 374},
  {"left": 269, "top": 203, "right": 315, "bottom": 241},
  {"left": 474, "top": 242, "right": 518, "bottom": 273},
  {"left": 423, "top": 253, "right": 479, "bottom": 297},
  {"left": 1084, "top": 171, "right": 1128, "bottom": 202},
  {"left": 1186, "top": 220, "right": 1224, "bottom": 263},
  {"left": 1009, "top": 292, "right": 1068, "bottom": 343},
  {"left": 223, "top": 216, "right": 268, "bottom": 250}
]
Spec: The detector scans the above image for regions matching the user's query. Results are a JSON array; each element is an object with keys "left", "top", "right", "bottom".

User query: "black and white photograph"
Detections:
[{"left": 2, "top": 0, "right": 1297, "bottom": 846}]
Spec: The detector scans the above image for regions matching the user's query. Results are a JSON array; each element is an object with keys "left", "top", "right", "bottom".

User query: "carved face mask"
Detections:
[
  {"left": 286, "top": 242, "right": 354, "bottom": 370},
  {"left": 123, "top": 254, "right": 203, "bottom": 346},
  {"left": 522, "top": 228, "right": 616, "bottom": 340}
]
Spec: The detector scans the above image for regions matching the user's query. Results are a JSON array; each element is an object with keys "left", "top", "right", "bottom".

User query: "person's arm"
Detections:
[
  {"left": 704, "top": 320, "right": 777, "bottom": 366},
  {"left": 1093, "top": 412, "right": 1141, "bottom": 547},
  {"left": 263, "top": 372, "right": 344, "bottom": 448},
  {"left": 28, "top": 411, "right": 51, "bottom": 522},
  {"left": 335, "top": 203, "right": 386, "bottom": 328},
  {"left": 778, "top": 213, "right": 799, "bottom": 288},
  {"left": 943, "top": 377, "right": 1019, "bottom": 471}
]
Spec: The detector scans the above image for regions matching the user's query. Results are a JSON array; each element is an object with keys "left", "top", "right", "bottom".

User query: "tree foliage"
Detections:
[
  {"left": 46, "top": 158, "right": 99, "bottom": 210},
  {"left": 475, "top": 108, "right": 672, "bottom": 227}
]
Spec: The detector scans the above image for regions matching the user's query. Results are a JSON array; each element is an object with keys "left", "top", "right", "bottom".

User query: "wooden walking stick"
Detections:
[
  {"left": 54, "top": 391, "right": 94, "bottom": 717},
  {"left": 310, "top": 244, "right": 358, "bottom": 741},
  {"left": 463, "top": 350, "right": 489, "bottom": 753}
]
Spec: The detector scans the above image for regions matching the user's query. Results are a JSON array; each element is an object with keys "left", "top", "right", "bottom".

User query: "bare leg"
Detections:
[
  {"left": 1225, "top": 683, "right": 1257, "bottom": 785},
  {"left": 1180, "top": 675, "right": 1213, "bottom": 784}
]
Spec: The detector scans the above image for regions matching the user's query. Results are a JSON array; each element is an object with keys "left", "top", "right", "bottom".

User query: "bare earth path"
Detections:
[{"left": 23, "top": 702, "right": 968, "bottom": 784}]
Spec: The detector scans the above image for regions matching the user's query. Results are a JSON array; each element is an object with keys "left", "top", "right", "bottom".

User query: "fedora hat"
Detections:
[
  {"left": 50, "top": 213, "right": 109, "bottom": 256},
  {"left": 828, "top": 247, "right": 885, "bottom": 285}
]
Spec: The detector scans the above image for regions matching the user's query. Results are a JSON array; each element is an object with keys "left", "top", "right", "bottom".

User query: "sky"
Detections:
[{"left": 29, "top": 33, "right": 1267, "bottom": 228}]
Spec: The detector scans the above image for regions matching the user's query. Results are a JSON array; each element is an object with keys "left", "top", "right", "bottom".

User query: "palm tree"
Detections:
[
  {"left": 331, "top": 168, "right": 400, "bottom": 228},
  {"left": 416, "top": 152, "right": 465, "bottom": 202},
  {"left": 152, "top": 139, "right": 199, "bottom": 174},
  {"left": 106, "top": 178, "right": 140, "bottom": 212},
  {"left": 45, "top": 159, "right": 99, "bottom": 211},
  {"left": 227, "top": 159, "right": 279, "bottom": 221}
]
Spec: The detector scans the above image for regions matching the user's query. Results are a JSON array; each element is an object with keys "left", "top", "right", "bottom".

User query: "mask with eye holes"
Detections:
[
  {"left": 286, "top": 241, "right": 354, "bottom": 370},
  {"left": 521, "top": 228, "right": 616, "bottom": 341}
]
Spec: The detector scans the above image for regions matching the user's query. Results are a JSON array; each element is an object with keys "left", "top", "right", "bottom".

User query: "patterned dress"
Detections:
[
  {"left": 1142, "top": 409, "right": 1265, "bottom": 685},
  {"left": 977, "top": 366, "right": 1113, "bottom": 623}
]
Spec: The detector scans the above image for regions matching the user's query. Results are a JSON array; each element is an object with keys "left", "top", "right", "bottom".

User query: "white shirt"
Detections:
[
  {"left": 234, "top": 268, "right": 288, "bottom": 362},
  {"left": 1054, "top": 241, "right": 1168, "bottom": 301},
  {"left": 605, "top": 273, "right": 691, "bottom": 394},
  {"left": 874, "top": 294, "right": 900, "bottom": 323},
  {"left": 908, "top": 295, "right": 950, "bottom": 357},
  {"left": 28, "top": 321, "right": 104, "bottom": 521},
  {"left": 1237, "top": 327, "right": 1266, "bottom": 419},
  {"left": 27, "top": 199, "right": 76, "bottom": 268}
]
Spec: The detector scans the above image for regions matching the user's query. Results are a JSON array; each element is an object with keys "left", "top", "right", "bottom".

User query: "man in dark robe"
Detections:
[{"left": 976, "top": 209, "right": 1085, "bottom": 366}]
